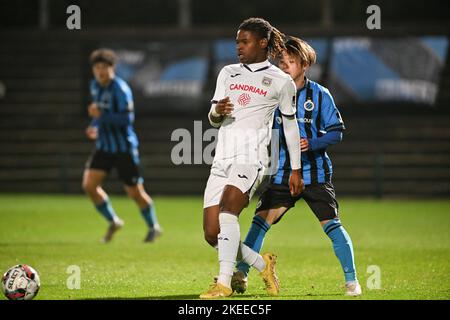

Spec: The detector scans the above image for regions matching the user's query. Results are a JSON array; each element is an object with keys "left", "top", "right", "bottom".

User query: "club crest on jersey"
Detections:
[
  {"left": 238, "top": 93, "right": 251, "bottom": 106},
  {"left": 262, "top": 76, "right": 272, "bottom": 87},
  {"left": 304, "top": 99, "right": 315, "bottom": 111}
]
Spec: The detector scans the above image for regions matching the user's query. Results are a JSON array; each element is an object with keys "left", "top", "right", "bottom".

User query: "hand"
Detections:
[
  {"left": 88, "top": 103, "right": 101, "bottom": 119},
  {"left": 289, "top": 169, "right": 305, "bottom": 197},
  {"left": 214, "top": 97, "right": 234, "bottom": 116},
  {"left": 85, "top": 126, "right": 98, "bottom": 140},
  {"left": 300, "top": 138, "right": 309, "bottom": 152}
]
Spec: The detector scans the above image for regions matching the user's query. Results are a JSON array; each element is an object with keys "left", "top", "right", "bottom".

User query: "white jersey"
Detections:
[{"left": 210, "top": 60, "right": 297, "bottom": 166}]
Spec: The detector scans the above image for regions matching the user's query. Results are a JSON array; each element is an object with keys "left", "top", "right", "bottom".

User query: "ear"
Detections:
[
  {"left": 259, "top": 38, "right": 268, "bottom": 49},
  {"left": 300, "top": 61, "right": 308, "bottom": 73},
  {"left": 303, "top": 64, "right": 311, "bottom": 75}
]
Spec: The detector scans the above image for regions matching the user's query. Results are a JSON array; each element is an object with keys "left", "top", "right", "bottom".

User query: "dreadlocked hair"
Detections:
[{"left": 238, "top": 17, "right": 286, "bottom": 60}]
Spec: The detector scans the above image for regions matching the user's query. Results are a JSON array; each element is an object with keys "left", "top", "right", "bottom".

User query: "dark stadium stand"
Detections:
[{"left": 0, "top": 32, "right": 449, "bottom": 197}]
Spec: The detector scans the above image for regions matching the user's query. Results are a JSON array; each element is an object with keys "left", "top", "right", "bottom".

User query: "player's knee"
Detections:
[
  {"left": 126, "top": 186, "right": 151, "bottom": 207},
  {"left": 203, "top": 224, "right": 219, "bottom": 247},
  {"left": 125, "top": 186, "right": 140, "bottom": 200},
  {"left": 204, "top": 231, "right": 218, "bottom": 247},
  {"left": 82, "top": 180, "right": 96, "bottom": 194}
]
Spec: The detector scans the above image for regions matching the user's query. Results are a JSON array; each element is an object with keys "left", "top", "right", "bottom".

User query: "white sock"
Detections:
[
  {"left": 217, "top": 212, "right": 240, "bottom": 288},
  {"left": 240, "top": 242, "right": 265, "bottom": 272}
]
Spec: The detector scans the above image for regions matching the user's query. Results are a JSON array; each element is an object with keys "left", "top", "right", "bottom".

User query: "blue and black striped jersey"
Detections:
[
  {"left": 272, "top": 79, "right": 345, "bottom": 185},
  {"left": 90, "top": 77, "right": 139, "bottom": 153}
]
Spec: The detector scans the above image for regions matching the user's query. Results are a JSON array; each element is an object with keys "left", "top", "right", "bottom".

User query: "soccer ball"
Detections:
[{"left": 2, "top": 265, "right": 40, "bottom": 300}]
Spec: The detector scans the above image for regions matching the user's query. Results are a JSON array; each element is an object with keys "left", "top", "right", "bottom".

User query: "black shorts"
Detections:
[
  {"left": 255, "top": 181, "right": 339, "bottom": 223},
  {"left": 85, "top": 149, "right": 143, "bottom": 186}
]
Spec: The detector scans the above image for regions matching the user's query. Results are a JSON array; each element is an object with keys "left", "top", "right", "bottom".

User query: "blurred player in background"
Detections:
[
  {"left": 82, "top": 49, "right": 162, "bottom": 243},
  {"left": 200, "top": 18, "right": 304, "bottom": 298},
  {"left": 233, "top": 37, "right": 361, "bottom": 296}
]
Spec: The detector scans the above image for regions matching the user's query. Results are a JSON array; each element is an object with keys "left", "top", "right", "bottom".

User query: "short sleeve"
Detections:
[
  {"left": 321, "top": 89, "right": 345, "bottom": 132},
  {"left": 211, "top": 68, "right": 227, "bottom": 102},
  {"left": 89, "top": 80, "right": 98, "bottom": 101},
  {"left": 278, "top": 79, "right": 297, "bottom": 117},
  {"left": 115, "top": 81, "right": 134, "bottom": 112}
]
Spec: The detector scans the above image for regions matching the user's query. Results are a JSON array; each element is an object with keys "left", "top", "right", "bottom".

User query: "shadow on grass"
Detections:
[
  {"left": 81, "top": 294, "right": 203, "bottom": 300},
  {"left": 80, "top": 293, "right": 343, "bottom": 300}
]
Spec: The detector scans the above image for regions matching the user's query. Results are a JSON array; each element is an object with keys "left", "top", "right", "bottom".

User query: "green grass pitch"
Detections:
[{"left": 0, "top": 194, "right": 449, "bottom": 300}]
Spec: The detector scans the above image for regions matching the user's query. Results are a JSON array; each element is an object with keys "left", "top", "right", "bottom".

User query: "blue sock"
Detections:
[
  {"left": 323, "top": 219, "right": 357, "bottom": 283},
  {"left": 95, "top": 199, "right": 118, "bottom": 223},
  {"left": 141, "top": 203, "right": 159, "bottom": 229},
  {"left": 236, "top": 215, "right": 271, "bottom": 277}
]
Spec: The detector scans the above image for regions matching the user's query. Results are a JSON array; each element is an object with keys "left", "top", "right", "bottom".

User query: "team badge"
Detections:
[
  {"left": 304, "top": 99, "right": 315, "bottom": 111},
  {"left": 262, "top": 77, "right": 272, "bottom": 87}
]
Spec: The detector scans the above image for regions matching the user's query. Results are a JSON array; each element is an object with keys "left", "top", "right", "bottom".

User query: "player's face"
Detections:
[
  {"left": 278, "top": 51, "right": 305, "bottom": 81},
  {"left": 236, "top": 30, "right": 267, "bottom": 64},
  {"left": 92, "top": 62, "right": 115, "bottom": 86}
]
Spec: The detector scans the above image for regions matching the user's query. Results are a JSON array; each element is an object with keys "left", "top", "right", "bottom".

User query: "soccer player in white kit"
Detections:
[{"left": 200, "top": 18, "right": 305, "bottom": 298}]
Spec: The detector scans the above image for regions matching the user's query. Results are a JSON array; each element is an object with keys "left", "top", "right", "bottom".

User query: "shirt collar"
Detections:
[
  {"left": 242, "top": 60, "right": 271, "bottom": 72},
  {"left": 298, "top": 77, "right": 309, "bottom": 92}
]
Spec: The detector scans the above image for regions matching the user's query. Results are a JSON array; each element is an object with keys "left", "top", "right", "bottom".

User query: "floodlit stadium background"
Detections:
[
  {"left": 0, "top": 0, "right": 449, "bottom": 198},
  {"left": 1, "top": 0, "right": 450, "bottom": 302}
]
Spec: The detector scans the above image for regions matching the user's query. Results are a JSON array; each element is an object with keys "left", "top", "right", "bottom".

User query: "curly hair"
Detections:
[{"left": 238, "top": 17, "right": 286, "bottom": 60}]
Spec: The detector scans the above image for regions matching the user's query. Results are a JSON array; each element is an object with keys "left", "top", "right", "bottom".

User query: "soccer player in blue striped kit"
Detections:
[
  {"left": 82, "top": 48, "right": 162, "bottom": 243},
  {"left": 233, "top": 37, "right": 361, "bottom": 296}
]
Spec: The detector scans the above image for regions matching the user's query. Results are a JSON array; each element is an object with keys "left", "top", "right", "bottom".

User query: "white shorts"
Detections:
[{"left": 203, "top": 160, "right": 265, "bottom": 209}]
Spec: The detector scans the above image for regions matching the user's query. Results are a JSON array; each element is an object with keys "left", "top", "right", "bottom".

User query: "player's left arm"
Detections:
[{"left": 303, "top": 89, "right": 345, "bottom": 152}]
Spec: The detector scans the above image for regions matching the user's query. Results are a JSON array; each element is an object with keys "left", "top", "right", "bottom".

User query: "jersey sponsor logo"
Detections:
[
  {"left": 304, "top": 99, "right": 315, "bottom": 111},
  {"left": 230, "top": 83, "right": 267, "bottom": 97},
  {"left": 237, "top": 93, "right": 251, "bottom": 106},
  {"left": 262, "top": 76, "right": 272, "bottom": 87},
  {"left": 97, "top": 91, "right": 112, "bottom": 110},
  {"left": 298, "top": 118, "right": 313, "bottom": 124}
]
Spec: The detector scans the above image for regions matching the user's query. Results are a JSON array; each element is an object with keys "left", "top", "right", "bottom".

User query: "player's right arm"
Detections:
[
  {"left": 86, "top": 81, "right": 99, "bottom": 140},
  {"left": 208, "top": 68, "right": 234, "bottom": 127},
  {"left": 279, "top": 79, "right": 304, "bottom": 196},
  {"left": 85, "top": 104, "right": 99, "bottom": 140}
]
